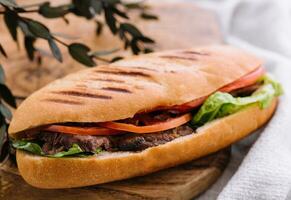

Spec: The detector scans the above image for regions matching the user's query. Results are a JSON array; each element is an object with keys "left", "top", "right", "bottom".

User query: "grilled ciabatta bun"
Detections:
[
  {"left": 16, "top": 99, "right": 277, "bottom": 188},
  {"left": 9, "top": 45, "right": 276, "bottom": 189},
  {"left": 9, "top": 45, "right": 261, "bottom": 138}
]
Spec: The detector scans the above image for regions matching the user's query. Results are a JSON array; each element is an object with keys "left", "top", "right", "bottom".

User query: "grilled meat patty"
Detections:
[
  {"left": 116, "top": 125, "right": 193, "bottom": 151},
  {"left": 39, "top": 133, "right": 111, "bottom": 155},
  {"left": 39, "top": 125, "right": 194, "bottom": 154}
]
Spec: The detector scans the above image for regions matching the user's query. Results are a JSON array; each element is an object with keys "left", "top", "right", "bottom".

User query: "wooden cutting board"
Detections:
[
  {"left": 0, "top": 148, "right": 230, "bottom": 200},
  {"left": 0, "top": 2, "right": 229, "bottom": 200}
]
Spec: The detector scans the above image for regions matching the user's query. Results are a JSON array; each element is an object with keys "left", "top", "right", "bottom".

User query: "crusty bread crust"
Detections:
[
  {"left": 9, "top": 45, "right": 262, "bottom": 137},
  {"left": 16, "top": 99, "right": 277, "bottom": 189}
]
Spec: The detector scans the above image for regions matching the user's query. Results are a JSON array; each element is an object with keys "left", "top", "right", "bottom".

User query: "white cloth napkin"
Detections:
[{"left": 191, "top": 0, "right": 291, "bottom": 199}]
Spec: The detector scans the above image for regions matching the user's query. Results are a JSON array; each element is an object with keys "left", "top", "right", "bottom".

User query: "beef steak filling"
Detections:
[{"left": 39, "top": 125, "right": 194, "bottom": 155}]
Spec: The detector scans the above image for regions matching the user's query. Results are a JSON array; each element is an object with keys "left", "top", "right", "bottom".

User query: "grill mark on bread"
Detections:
[
  {"left": 83, "top": 77, "right": 145, "bottom": 90},
  {"left": 101, "top": 87, "right": 132, "bottom": 93},
  {"left": 86, "top": 78, "right": 144, "bottom": 89},
  {"left": 159, "top": 55, "right": 197, "bottom": 61},
  {"left": 94, "top": 69, "right": 152, "bottom": 78},
  {"left": 182, "top": 50, "right": 210, "bottom": 56},
  {"left": 129, "top": 66, "right": 158, "bottom": 72},
  {"left": 43, "top": 98, "right": 83, "bottom": 105},
  {"left": 51, "top": 91, "right": 112, "bottom": 99},
  {"left": 93, "top": 69, "right": 160, "bottom": 84},
  {"left": 88, "top": 78, "right": 125, "bottom": 83}
]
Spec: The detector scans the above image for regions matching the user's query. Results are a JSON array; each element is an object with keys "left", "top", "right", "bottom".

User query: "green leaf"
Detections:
[
  {"left": 18, "top": 21, "right": 34, "bottom": 37},
  {"left": 48, "top": 39, "right": 63, "bottom": 62},
  {"left": 95, "top": 147, "right": 102, "bottom": 154},
  {"left": 106, "top": 0, "right": 121, "bottom": 5},
  {"left": 72, "top": 0, "right": 94, "bottom": 19},
  {"left": 12, "top": 139, "right": 106, "bottom": 158},
  {"left": 259, "top": 74, "right": 283, "bottom": 96},
  {"left": 0, "top": 64, "right": 5, "bottom": 84},
  {"left": 0, "top": 0, "right": 18, "bottom": 8},
  {"left": 120, "top": 23, "right": 142, "bottom": 38},
  {"left": 143, "top": 48, "right": 153, "bottom": 54},
  {"left": 91, "top": 0, "right": 102, "bottom": 14},
  {"left": 0, "top": 84, "right": 16, "bottom": 108},
  {"left": 111, "top": 6, "right": 129, "bottom": 19},
  {"left": 25, "top": 19, "right": 52, "bottom": 39},
  {"left": 39, "top": 2, "right": 70, "bottom": 18},
  {"left": 130, "top": 38, "right": 140, "bottom": 55},
  {"left": 124, "top": 1, "right": 146, "bottom": 9},
  {"left": 12, "top": 141, "right": 92, "bottom": 158},
  {"left": 0, "top": 104, "right": 12, "bottom": 120},
  {"left": 0, "top": 43, "right": 7, "bottom": 58},
  {"left": 191, "top": 75, "right": 282, "bottom": 127},
  {"left": 48, "top": 144, "right": 83, "bottom": 158},
  {"left": 68, "top": 43, "right": 96, "bottom": 67},
  {"left": 140, "top": 12, "right": 158, "bottom": 20},
  {"left": 24, "top": 37, "right": 36, "bottom": 61},
  {"left": 104, "top": 8, "right": 117, "bottom": 34},
  {"left": 110, "top": 56, "right": 123, "bottom": 62},
  {"left": 12, "top": 140, "right": 43, "bottom": 156},
  {"left": 4, "top": 10, "right": 18, "bottom": 42}
]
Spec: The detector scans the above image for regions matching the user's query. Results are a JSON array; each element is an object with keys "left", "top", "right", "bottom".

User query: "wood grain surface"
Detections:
[{"left": 0, "top": 1, "right": 229, "bottom": 200}]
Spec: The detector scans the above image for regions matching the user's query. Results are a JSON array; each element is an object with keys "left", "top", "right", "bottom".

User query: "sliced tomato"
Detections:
[
  {"left": 98, "top": 113, "right": 192, "bottom": 134},
  {"left": 170, "top": 66, "right": 265, "bottom": 112},
  {"left": 220, "top": 66, "right": 265, "bottom": 93},
  {"left": 170, "top": 96, "right": 207, "bottom": 113},
  {"left": 44, "top": 125, "right": 123, "bottom": 135}
]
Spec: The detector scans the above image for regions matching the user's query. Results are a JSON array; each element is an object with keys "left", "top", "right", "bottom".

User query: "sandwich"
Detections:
[{"left": 8, "top": 45, "right": 282, "bottom": 189}]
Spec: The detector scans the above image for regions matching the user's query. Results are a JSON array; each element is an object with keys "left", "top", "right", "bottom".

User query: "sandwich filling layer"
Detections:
[{"left": 12, "top": 70, "right": 282, "bottom": 158}]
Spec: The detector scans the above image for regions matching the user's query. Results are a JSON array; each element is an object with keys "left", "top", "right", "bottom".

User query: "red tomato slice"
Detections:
[
  {"left": 220, "top": 66, "right": 265, "bottom": 92},
  {"left": 171, "top": 66, "right": 265, "bottom": 112},
  {"left": 98, "top": 113, "right": 192, "bottom": 134},
  {"left": 43, "top": 125, "right": 123, "bottom": 136}
]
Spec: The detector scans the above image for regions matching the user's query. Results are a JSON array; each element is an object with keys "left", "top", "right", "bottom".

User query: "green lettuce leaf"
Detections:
[
  {"left": 191, "top": 75, "right": 282, "bottom": 127},
  {"left": 95, "top": 147, "right": 102, "bottom": 154},
  {"left": 12, "top": 141, "right": 102, "bottom": 158},
  {"left": 47, "top": 144, "right": 83, "bottom": 158},
  {"left": 12, "top": 140, "right": 44, "bottom": 156}
]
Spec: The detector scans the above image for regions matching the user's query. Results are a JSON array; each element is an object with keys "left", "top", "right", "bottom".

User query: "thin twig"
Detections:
[{"left": 53, "top": 37, "right": 69, "bottom": 47}]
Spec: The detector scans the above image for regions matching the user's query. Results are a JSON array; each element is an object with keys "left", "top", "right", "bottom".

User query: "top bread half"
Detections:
[{"left": 8, "top": 45, "right": 262, "bottom": 137}]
